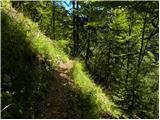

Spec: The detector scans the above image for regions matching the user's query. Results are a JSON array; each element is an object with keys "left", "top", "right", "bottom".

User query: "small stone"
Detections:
[{"left": 47, "top": 103, "right": 50, "bottom": 106}]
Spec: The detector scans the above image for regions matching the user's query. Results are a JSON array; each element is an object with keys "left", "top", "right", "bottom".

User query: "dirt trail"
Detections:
[
  {"left": 35, "top": 59, "right": 81, "bottom": 118},
  {"left": 30, "top": 59, "right": 116, "bottom": 119},
  {"left": 59, "top": 59, "right": 73, "bottom": 72}
]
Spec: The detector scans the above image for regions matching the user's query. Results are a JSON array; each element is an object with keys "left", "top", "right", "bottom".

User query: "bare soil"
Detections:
[{"left": 34, "top": 60, "right": 82, "bottom": 118}]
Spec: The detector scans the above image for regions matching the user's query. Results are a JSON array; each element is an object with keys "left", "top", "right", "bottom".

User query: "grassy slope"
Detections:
[
  {"left": 2, "top": 1, "right": 68, "bottom": 68},
  {"left": 2, "top": 1, "right": 124, "bottom": 118},
  {"left": 71, "top": 61, "right": 123, "bottom": 118}
]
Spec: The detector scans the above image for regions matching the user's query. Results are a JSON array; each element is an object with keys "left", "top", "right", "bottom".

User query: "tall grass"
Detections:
[
  {"left": 71, "top": 61, "right": 123, "bottom": 118},
  {"left": 2, "top": 1, "right": 68, "bottom": 68},
  {"left": 2, "top": 1, "right": 124, "bottom": 118}
]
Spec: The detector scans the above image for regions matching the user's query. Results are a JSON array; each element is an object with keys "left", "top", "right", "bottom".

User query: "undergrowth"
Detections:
[
  {"left": 2, "top": 1, "right": 124, "bottom": 119},
  {"left": 2, "top": 1, "right": 68, "bottom": 67},
  {"left": 1, "top": 1, "right": 68, "bottom": 118},
  {"left": 71, "top": 61, "right": 123, "bottom": 118}
]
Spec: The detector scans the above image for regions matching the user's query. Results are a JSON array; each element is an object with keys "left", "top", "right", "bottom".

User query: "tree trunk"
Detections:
[
  {"left": 85, "top": 28, "right": 91, "bottom": 66},
  {"left": 126, "top": 11, "right": 133, "bottom": 86},
  {"left": 76, "top": 1, "right": 79, "bottom": 55},
  {"left": 129, "top": 13, "right": 147, "bottom": 117},
  {"left": 105, "top": 40, "right": 111, "bottom": 89},
  {"left": 72, "top": 1, "right": 76, "bottom": 56},
  {"left": 52, "top": 1, "right": 55, "bottom": 40}
]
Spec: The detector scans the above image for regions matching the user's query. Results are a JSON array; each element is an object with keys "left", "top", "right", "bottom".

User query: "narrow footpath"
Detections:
[{"left": 34, "top": 60, "right": 83, "bottom": 118}]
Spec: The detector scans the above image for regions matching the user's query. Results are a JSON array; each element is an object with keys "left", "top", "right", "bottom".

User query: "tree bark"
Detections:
[
  {"left": 129, "top": 13, "right": 147, "bottom": 117},
  {"left": 85, "top": 29, "right": 91, "bottom": 64},
  {"left": 72, "top": 1, "right": 76, "bottom": 56},
  {"left": 105, "top": 40, "right": 111, "bottom": 89},
  {"left": 52, "top": 1, "right": 55, "bottom": 40},
  {"left": 76, "top": 1, "right": 79, "bottom": 55},
  {"left": 126, "top": 12, "right": 133, "bottom": 86}
]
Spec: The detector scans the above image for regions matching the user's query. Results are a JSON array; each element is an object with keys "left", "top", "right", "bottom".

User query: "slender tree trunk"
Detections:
[
  {"left": 126, "top": 12, "right": 133, "bottom": 85},
  {"left": 126, "top": 27, "right": 130, "bottom": 83},
  {"left": 85, "top": 29, "right": 91, "bottom": 64},
  {"left": 137, "top": 13, "right": 147, "bottom": 68},
  {"left": 76, "top": 1, "right": 79, "bottom": 55},
  {"left": 52, "top": 1, "right": 55, "bottom": 40},
  {"left": 106, "top": 40, "right": 111, "bottom": 88},
  {"left": 129, "top": 13, "right": 147, "bottom": 117},
  {"left": 72, "top": 1, "right": 76, "bottom": 56}
]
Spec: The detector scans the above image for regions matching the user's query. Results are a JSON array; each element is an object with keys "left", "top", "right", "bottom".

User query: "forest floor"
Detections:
[
  {"left": 34, "top": 59, "right": 82, "bottom": 118},
  {"left": 34, "top": 59, "right": 116, "bottom": 118}
]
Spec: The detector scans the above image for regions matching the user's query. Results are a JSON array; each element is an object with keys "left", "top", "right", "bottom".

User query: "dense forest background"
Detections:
[{"left": 1, "top": 1, "right": 159, "bottom": 119}]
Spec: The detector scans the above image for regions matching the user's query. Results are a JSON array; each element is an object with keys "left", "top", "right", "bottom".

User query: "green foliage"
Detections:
[
  {"left": 71, "top": 61, "right": 123, "bottom": 118},
  {"left": 1, "top": 2, "right": 68, "bottom": 118},
  {"left": 1, "top": 11, "right": 51, "bottom": 118},
  {"left": 11, "top": 1, "right": 72, "bottom": 41},
  {"left": 76, "top": 1, "right": 158, "bottom": 119},
  {"left": 1, "top": 1, "right": 158, "bottom": 119},
  {"left": 54, "top": 40, "right": 71, "bottom": 54},
  {"left": 2, "top": 2, "right": 122, "bottom": 118},
  {"left": 2, "top": 2, "right": 68, "bottom": 65}
]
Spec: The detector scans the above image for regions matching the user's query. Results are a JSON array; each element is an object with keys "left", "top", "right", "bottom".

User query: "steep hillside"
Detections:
[{"left": 1, "top": 1, "right": 125, "bottom": 119}]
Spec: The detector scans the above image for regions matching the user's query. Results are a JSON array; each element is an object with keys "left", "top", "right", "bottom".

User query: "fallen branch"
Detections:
[{"left": 1, "top": 104, "right": 12, "bottom": 112}]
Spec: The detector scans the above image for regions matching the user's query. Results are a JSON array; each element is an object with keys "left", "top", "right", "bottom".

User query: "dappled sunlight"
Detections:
[{"left": 1, "top": 0, "right": 158, "bottom": 119}]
